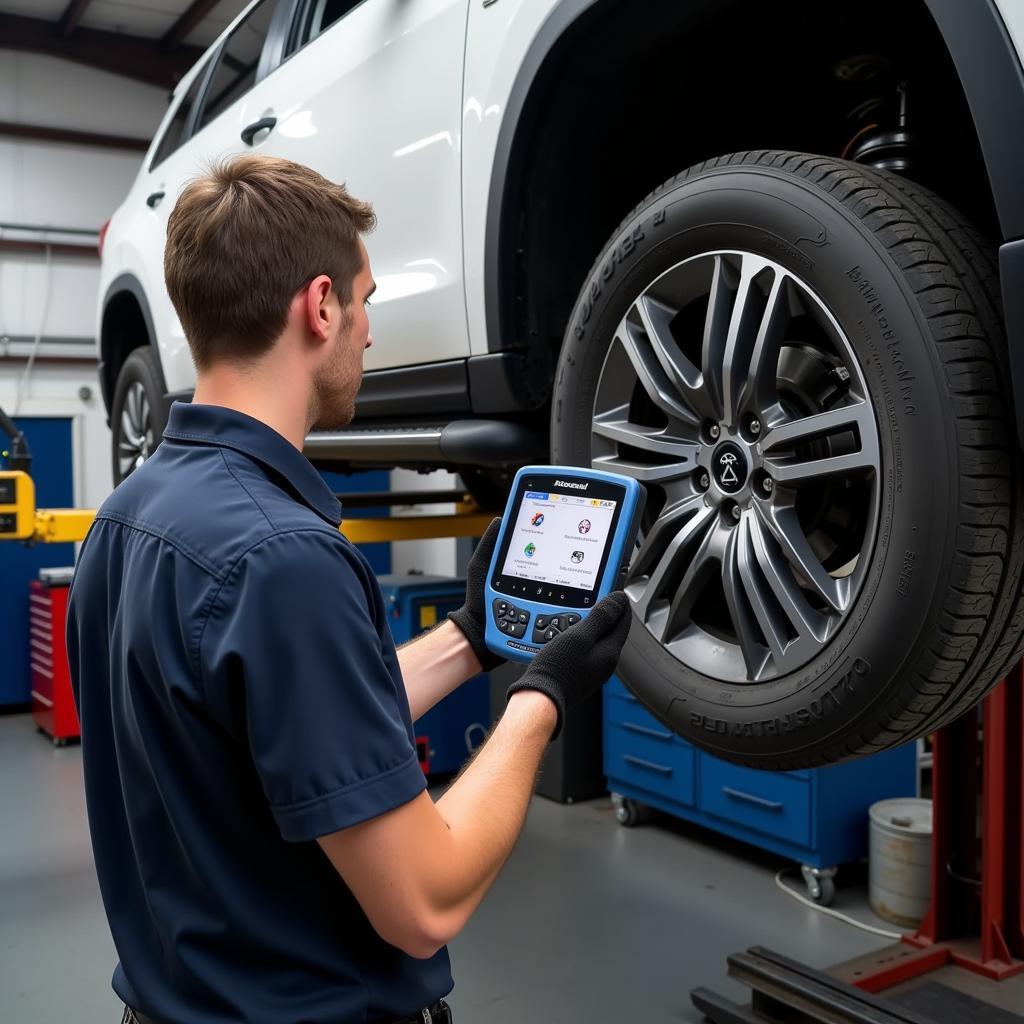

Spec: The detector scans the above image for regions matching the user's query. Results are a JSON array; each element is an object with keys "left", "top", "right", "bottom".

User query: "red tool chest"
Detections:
[{"left": 29, "top": 571, "right": 79, "bottom": 744}]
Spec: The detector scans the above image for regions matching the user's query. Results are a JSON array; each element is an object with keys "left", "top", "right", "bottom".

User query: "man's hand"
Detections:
[
  {"left": 506, "top": 591, "right": 632, "bottom": 739},
  {"left": 447, "top": 518, "right": 505, "bottom": 671}
]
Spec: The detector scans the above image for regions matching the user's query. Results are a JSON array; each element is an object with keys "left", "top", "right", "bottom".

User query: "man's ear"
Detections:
[{"left": 303, "top": 275, "right": 334, "bottom": 343}]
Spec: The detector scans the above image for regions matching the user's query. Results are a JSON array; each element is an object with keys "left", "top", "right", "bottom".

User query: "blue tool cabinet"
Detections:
[
  {"left": 378, "top": 575, "right": 491, "bottom": 777},
  {"left": 604, "top": 675, "right": 917, "bottom": 897}
]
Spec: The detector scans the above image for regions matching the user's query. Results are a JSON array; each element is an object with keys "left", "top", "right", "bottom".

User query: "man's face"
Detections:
[{"left": 312, "top": 241, "right": 376, "bottom": 430}]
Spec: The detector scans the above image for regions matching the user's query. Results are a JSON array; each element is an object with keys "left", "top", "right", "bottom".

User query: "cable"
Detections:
[
  {"left": 774, "top": 869, "right": 902, "bottom": 940},
  {"left": 13, "top": 242, "right": 53, "bottom": 416}
]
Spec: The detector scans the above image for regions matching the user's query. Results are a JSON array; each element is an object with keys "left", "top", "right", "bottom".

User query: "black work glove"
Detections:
[
  {"left": 448, "top": 518, "right": 506, "bottom": 671},
  {"left": 506, "top": 591, "right": 632, "bottom": 740}
]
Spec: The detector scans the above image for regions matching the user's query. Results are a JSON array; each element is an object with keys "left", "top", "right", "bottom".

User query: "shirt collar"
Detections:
[{"left": 162, "top": 402, "right": 342, "bottom": 527}]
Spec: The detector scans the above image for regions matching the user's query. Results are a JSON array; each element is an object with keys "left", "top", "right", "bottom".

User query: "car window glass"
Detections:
[
  {"left": 302, "top": 0, "right": 366, "bottom": 46},
  {"left": 197, "top": 0, "right": 279, "bottom": 131},
  {"left": 150, "top": 63, "right": 208, "bottom": 170}
]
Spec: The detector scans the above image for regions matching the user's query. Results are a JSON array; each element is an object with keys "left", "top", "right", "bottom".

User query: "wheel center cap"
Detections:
[{"left": 712, "top": 441, "right": 747, "bottom": 494}]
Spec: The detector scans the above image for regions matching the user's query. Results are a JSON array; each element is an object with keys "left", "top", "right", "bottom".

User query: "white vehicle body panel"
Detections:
[
  {"left": 100, "top": 0, "right": 470, "bottom": 394},
  {"left": 238, "top": 0, "right": 470, "bottom": 374}
]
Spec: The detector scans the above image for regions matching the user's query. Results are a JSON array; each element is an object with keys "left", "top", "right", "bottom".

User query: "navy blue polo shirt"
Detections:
[{"left": 67, "top": 402, "right": 452, "bottom": 1024}]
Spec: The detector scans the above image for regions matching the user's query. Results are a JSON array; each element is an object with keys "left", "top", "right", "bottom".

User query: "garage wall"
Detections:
[{"left": 0, "top": 50, "right": 167, "bottom": 503}]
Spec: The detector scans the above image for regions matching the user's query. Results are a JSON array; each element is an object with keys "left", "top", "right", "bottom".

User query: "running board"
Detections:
[{"left": 303, "top": 419, "right": 546, "bottom": 468}]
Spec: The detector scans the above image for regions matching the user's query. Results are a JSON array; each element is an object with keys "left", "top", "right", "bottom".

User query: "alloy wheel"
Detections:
[
  {"left": 117, "top": 380, "right": 155, "bottom": 479},
  {"left": 592, "top": 251, "right": 881, "bottom": 682}
]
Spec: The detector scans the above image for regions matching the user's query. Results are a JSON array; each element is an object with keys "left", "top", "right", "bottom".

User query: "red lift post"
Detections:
[{"left": 693, "top": 668, "right": 1024, "bottom": 1022}]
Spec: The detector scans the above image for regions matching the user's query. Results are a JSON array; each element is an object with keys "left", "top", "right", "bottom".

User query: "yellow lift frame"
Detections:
[{"left": 0, "top": 470, "right": 493, "bottom": 546}]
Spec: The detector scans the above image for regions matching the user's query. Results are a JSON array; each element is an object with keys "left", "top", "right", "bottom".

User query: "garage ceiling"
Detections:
[{"left": 0, "top": 0, "right": 253, "bottom": 88}]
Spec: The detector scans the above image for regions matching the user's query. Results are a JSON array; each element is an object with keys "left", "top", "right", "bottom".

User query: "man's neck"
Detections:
[{"left": 192, "top": 361, "right": 311, "bottom": 451}]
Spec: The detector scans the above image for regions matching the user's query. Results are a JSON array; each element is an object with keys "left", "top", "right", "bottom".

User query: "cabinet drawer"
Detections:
[
  {"left": 606, "top": 722, "right": 695, "bottom": 806},
  {"left": 607, "top": 695, "right": 676, "bottom": 742},
  {"left": 699, "top": 758, "right": 811, "bottom": 846}
]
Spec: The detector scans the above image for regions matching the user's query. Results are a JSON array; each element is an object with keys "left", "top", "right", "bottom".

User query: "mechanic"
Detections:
[{"left": 67, "top": 154, "right": 632, "bottom": 1024}]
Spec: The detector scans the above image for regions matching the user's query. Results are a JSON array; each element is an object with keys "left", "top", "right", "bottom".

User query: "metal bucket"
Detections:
[{"left": 868, "top": 798, "right": 932, "bottom": 928}]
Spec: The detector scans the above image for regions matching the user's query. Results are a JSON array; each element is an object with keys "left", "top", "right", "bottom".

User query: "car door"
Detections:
[
  {"left": 224, "top": 0, "right": 472, "bottom": 372},
  {"left": 138, "top": 0, "right": 291, "bottom": 395},
  {"left": 106, "top": 54, "right": 216, "bottom": 398}
]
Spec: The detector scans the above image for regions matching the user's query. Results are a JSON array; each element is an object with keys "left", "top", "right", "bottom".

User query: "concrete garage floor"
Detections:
[{"left": 1, "top": 713, "right": 901, "bottom": 1023}]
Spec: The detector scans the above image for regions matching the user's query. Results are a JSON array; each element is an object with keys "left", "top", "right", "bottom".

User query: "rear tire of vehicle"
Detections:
[
  {"left": 110, "top": 347, "right": 168, "bottom": 486},
  {"left": 552, "top": 150, "right": 1024, "bottom": 769}
]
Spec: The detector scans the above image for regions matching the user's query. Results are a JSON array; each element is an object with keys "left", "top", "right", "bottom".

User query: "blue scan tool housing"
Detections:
[{"left": 484, "top": 465, "right": 645, "bottom": 663}]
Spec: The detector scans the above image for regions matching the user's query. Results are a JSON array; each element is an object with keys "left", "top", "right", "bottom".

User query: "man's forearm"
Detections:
[
  {"left": 398, "top": 620, "right": 482, "bottom": 721},
  {"left": 427, "top": 690, "right": 556, "bottom": 929}
]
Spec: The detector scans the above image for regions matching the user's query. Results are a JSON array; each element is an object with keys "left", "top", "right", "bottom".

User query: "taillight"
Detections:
[{"left": 98, "top": 218, "right": 111, "bottom": 259}]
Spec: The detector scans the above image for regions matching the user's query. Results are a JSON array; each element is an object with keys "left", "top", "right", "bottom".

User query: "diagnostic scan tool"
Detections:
[{"left": 484, "top": 466, "right": 645, "bottom": 663}]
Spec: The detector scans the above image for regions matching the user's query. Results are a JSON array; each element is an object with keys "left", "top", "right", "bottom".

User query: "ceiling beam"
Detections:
[
  {"left": 0, "top": 11, "right": 204, "bottom": 89},
  {"left": 161, "top": 0, "right": 223, "bottom": 53},
  {"left": 0, "top": 121, "right": 149, "bottom": 153},
  {"left": 58, "top": 0, "right": 94, "bottom": 37}
]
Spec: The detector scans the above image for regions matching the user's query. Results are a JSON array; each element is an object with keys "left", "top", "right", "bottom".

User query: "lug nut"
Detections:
[
  {"left": 762, "top": 476, "right": 774, "bottom": 494},
  {"left": 749, "top": 418, "right": 761, "bottom": 435},
  {"left": 708, "top": 423, "right": 721, "bottom": 440},
  {"left": 698, "top": 472, "right": 710, "bottom": 490},
  {"left": 731, "top": 505, "right": 741, "bottom": 521}
]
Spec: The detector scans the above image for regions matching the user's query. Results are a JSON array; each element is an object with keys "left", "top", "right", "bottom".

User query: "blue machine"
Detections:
[
  {"left": 603, "top": 675, "right": 918, "bottom": 898},
  {"left": 484, "top": 466, "right": 645, "bottom": 663},
  {"left": 378, "top": 575, "right": 491, "bottom": 777},
  {"left": 0, "top": 417, "right": 75, "bottom": 708}
]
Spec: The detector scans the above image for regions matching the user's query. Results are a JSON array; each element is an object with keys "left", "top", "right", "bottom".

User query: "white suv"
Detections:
[{"left": 97, "top": 0, "right": 1024, "bottom": 769}]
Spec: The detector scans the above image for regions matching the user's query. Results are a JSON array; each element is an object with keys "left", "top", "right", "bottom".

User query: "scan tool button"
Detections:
[{"left": 566, "top": 614, "right": 581, "bottom": 627}]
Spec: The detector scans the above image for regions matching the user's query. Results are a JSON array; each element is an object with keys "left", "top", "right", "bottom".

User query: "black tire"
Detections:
[
  {"left": 110, "top": 347, "right": 169, "bottom": 486},
  {"left": 553, "top": 150, "right": 1024, "bottom": 769}
]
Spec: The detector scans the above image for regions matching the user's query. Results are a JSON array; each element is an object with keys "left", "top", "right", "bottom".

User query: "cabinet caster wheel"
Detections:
[
  {"left": 800, "top": 864, "right": 837, "bottom": 906},
  {"left": 611, "top": 793, "right": 645, "bottom": 827}
]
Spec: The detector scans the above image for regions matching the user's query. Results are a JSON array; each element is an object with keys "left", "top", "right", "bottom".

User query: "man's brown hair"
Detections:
[{"left": 164, "top": 155, "right": 375, "bottom": 369}]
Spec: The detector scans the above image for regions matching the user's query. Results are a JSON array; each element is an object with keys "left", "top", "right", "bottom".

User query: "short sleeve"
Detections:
[{"left": 201, "top": 529, "right": 426, "bottom": 842}]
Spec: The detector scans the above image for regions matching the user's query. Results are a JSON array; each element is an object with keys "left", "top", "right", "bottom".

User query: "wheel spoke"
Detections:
[
  {"left": 661, "top": 519, "right": 724, "bottom": 642},
  {"left": 760, "top": 400, "right": 878, "bottom": 484},
  {"left": 754, "top": 502, "right": 849, "bottom": 612},
  {"left": 128, "top": 384, "right": 145, "bottom": 434},
  {"left": 628, "top": 499, "right": 717, "bottom": 627},
  {"left": 700, "top": 254, "right": 737, "bottom": 421},
  {"left": 633, "top": 294, "right": 712, "bottom": 421},
  {"left": 746, "top": 514, "right": 828, "bottom": 653},
  {"left": 736, "top": 270, "right": 791, "bottom": 420},
  {"left": 736, "top": 517, "right": 794, "bottom": 663},
  {"left": 615, "top": 318, "right": 701, "bottom": 427},
  {"left": 593, "top": 405, "right": 700, "bottom": 483},
  {"left": 120, "top": 410, "right": 143, "bottom": 450},
  {"left": 721, "top": 525, "right": 769, "bottom": 678}
]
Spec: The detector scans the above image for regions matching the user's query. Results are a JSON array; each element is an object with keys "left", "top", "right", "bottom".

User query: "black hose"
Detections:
[{"left": 0, "top": 405, "right": 32, "bottom": 474}]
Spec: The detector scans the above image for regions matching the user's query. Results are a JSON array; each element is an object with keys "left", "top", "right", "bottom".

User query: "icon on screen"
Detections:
[
  {"left": 531, "top": 512, "right": 545, "bottom": 526},
  {"left": 524, "top": 542, "right": 536, "bottom": 558},
  {"left": 578, "top": 519, "right": 592, "bottom": 534},
  {"left": 571, "top": 551, "right": 585, "bottom": 563}
]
